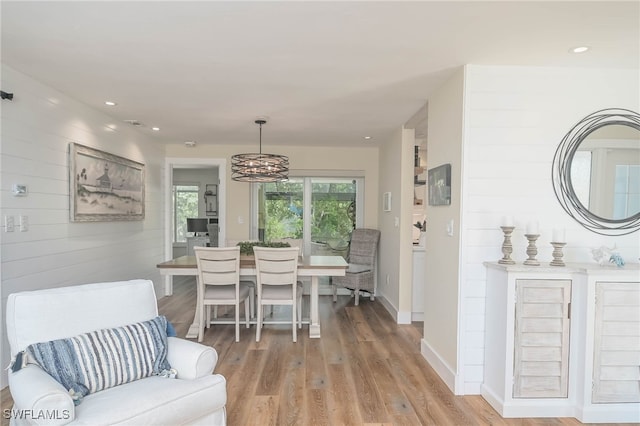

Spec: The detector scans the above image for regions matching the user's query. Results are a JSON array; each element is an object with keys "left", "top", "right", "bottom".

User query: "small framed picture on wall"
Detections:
[
  {"left": 383, "top": 192, "right": 392, "bottom": 212},
  {"left": 428, "top": 163, "right": 451, "bottom": 206}
]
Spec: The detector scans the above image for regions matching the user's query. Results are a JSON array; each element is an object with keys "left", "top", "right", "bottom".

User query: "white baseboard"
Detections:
[
  {"left": 502, "top": 403, "right": 575, "bottom": 418},
  {"left": 480, "top": 384, "right": 505, "bottom": 415},
  {"left": 482, "top": 384, "right": 576, "bottom": 418},
  {"left": 377, "top": 296, "right": 398, "bottom": 320},
  {"left": 464, "top": 382, "right": 482, "bottom": 395},
  {"left": 420, "top": 338, "right": 458, "bottom": 394},
  {"left": 578, "top": 404, "right": 640, "bottom": 423},
  {"left": 376, "top": 295, "right": 427, "bottom": 325},
  {"left": 397, "top": 310, "right": 412, "bottom": 324}
]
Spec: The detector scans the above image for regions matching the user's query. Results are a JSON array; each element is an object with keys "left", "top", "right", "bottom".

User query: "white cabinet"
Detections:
[
  {"left": 513, "top": 279, "right": 571, "bottom": 398},
  {"left": 482, "top": 262, "right": 640, "bottom": 423},
  {"left": 577, "top": 268, "right": 640, "bottom": 423},
  {"left": 592, "top": 282, "right": 640, "bottom": 403},
  {"left": 482, "top": 264, "right": 576, "bottom": 418}
]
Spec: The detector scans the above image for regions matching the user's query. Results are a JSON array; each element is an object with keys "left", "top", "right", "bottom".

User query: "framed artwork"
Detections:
[
  {"left": 69, "top": 143, "right": 145, "bottom": 222},
  {"left": 428, "top": 163, "right": 451, "bottom": 206},
  {"left": 383, "top": 192, "right": 392, "bottom": 212}
]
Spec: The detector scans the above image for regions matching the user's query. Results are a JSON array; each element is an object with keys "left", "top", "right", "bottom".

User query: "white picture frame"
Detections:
[{"left": 383, "top": 192, "right": 392, "bottom": 212}]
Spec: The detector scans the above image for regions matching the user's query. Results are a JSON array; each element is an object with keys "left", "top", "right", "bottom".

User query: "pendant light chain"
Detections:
[{"left": 258, "top": 120, "right": 263, "bottom": 153}]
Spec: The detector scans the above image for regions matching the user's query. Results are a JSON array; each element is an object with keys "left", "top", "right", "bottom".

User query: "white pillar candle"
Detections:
[
  {"left": 501, "top": 216, "right": 514, "bottom": 227},
  {"left": 552, "top": 228, "right": 566, "bottom": 242},
  {"left": 526, "top": 221, "right": 539, "bottom": 235}
]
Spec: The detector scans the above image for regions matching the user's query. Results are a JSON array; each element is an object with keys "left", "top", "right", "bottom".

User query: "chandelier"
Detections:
[{"left": 231, "top": 119, "right": 289, "bottom": 182}]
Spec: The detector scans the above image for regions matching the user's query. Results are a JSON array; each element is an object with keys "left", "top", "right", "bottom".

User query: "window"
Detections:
[
  {"left": 571, "top": 151, "right": 592, "bottom": 208},
  {"left": 173, "top": 184, "right": 199, "bottom": 243},
  {"left": 252, "top": 177, "right": 363, "bottom": 259},
  {"left": 614, "top": 164, "right": 640, "bottom": 219}
]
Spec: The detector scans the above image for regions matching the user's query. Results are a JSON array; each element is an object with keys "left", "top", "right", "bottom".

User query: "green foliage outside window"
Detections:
[
  {"left": 174, "top": 185, "right": 199, "bottom": 243},
  {"left": 236, "top": 241, "right": 291, "bottom": 255},
  {"left": 311, "top": 199, "right": 354, "bottom": 240},
  {"left": 261, "top": 181, "right": 356, "bottom": 243}
]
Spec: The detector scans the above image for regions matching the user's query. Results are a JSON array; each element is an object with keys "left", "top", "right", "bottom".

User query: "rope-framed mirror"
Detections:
[{"left": 552, "top": 108, "right": 640, "bottom": 236}]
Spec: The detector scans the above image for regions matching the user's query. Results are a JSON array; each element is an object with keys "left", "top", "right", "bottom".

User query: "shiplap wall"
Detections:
[
  {"left": 0, "top": 65, "right": 166, "bottom": 387},
  {"left": 459, "top": 65, "right": 640, "bottom": 394}
]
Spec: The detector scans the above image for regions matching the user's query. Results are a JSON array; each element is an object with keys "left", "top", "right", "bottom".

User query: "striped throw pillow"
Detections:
[{"left": 26, "top": 316, "right": 171, "bottom": 402}]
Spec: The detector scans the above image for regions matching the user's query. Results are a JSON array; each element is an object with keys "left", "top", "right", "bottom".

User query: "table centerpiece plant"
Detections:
[{"left": 236, "top": 241, "right": 291, "bottom": 258}]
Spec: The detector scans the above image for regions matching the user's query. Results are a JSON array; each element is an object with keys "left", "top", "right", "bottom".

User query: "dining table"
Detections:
[{"left": 156, "top": 254, "right": 348, "bottom": 339}]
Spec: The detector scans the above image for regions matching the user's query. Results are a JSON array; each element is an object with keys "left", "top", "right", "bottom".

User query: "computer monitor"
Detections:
[{"left": 186, "top": 218, "right": 209, "bottom": 236}]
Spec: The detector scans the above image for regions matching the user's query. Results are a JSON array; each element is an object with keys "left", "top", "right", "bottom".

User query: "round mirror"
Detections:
[{"left": 552, "top": 108, "right": 640, "bottom": 235}]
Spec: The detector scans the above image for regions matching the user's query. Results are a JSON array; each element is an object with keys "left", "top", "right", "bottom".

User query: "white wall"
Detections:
[
  {"left": 422, "top": 67, "right": 465, "bottom": 393},
  {"left": 398, "top": 129, "right": 416, "bottom": 321},
  {"left": 165, "top": 143, "right": 380, "bottom": 242},
  {"left": 459, "top": 65, "right": 640, "bottom": 394},
  {"left": 0, "top": 65, "right": 166, "bottom": 387},
  {"left": 377, "top": 127, "right": 414, "bottom": 321}
]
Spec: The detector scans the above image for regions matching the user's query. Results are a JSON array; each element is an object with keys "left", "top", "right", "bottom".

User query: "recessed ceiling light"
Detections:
[
  {"left": 185, "top": 141, "right": 196, "bottom": 148},
  {"left": 570, "top": 46, "right": 590, "bottom": 54},
  {"left": 104, "top": 101, "right": 117, "bottom": 106},
  {"left": 152, "top": 127, "right": 160, "bottom": 131},
  {"left": 363, "top": 136, "right": 372, "bottom": 140}
]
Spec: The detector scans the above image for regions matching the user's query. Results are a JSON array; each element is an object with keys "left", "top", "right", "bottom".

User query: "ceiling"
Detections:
[{"left": 2, "top": 1, "right": 638, "bottom": 148}]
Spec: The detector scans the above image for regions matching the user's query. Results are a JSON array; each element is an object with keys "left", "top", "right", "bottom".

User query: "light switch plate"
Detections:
[
  {"left": 19, "top": 215, "right": 28, "bottom": 232},
  {"left": 5, "top": 215, "right": 15, "bottom": 232},
  {"left": 447, "top": 219, "right": 454, "bottom": 237}
]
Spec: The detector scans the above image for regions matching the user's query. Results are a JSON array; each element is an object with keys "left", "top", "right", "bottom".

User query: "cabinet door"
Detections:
[
  {"left": 592, "top": 282, "right": 640, "bottom": 403},
  {"left": 513, "top": 279, "right": 571, "bottom": 398}
]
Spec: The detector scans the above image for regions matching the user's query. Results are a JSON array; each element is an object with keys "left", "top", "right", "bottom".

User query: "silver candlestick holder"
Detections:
[
  {"left": 498, "top": 226, "right": 516, "bottom": 265},
  {"left": 523, "top": 234, "right": 540, "bottom": 266},
  {"left": 550, "top": 242, "right": 566, "bottom": 267}
]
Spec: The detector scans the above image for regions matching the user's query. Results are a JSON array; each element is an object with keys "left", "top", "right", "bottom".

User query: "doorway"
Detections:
[{"left": 163, "top": 157, "right": 227, "bottom": 295}]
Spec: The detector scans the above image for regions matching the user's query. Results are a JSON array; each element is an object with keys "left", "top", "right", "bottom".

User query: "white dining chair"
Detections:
[
  {"left": 223, "top": 239, "right": 259, "bottom": 319},
  {"left": 194, "top": 246, "right": 252, "bottom": 342},
  {"left": 253, "top": 246, "right": 303, "bottom": 342}
]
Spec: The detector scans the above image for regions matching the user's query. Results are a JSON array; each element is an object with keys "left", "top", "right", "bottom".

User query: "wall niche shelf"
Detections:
[
  {"left": 414, "top": 146, "right": 426, "bottom": 204},
  {"left": 204, "top": 184, "right": 218, "bottom": 216}
]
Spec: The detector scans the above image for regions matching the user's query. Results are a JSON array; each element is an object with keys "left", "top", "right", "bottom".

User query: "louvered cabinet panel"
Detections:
[
  {"left": 592, "top": 282, "right": 640, "bottom": 403},
  {"left": 513, "top": 279, "right": 571, "bottom": 398}
]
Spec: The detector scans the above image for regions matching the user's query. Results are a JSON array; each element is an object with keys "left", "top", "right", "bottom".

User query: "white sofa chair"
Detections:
[{"left": 6, "top": 279, "right": 227, "bottom": 426}]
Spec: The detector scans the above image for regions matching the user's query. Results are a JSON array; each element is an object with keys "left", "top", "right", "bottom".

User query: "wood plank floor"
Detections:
[
  {"left": 1, "top": 279, "right": 606, "bottom": 425},
  {"left": 158, "top": 280, "right": 587, "bottom": 425}
]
